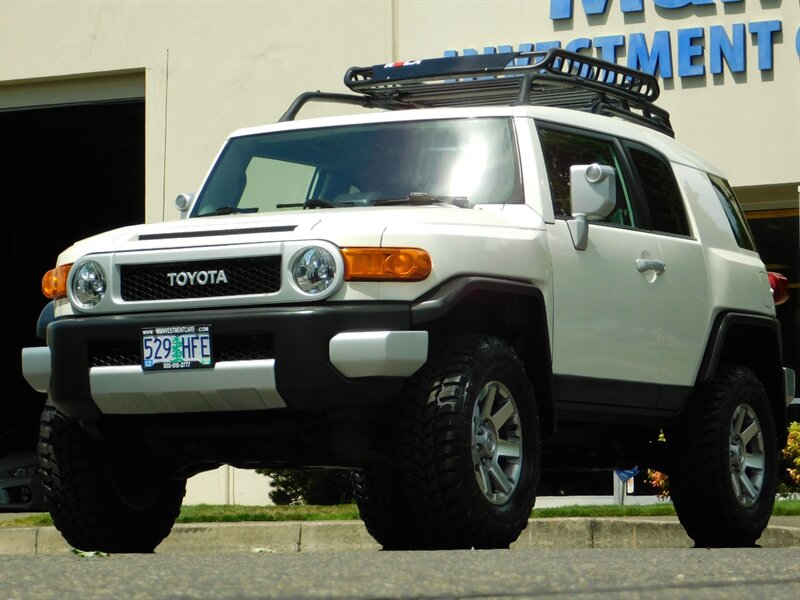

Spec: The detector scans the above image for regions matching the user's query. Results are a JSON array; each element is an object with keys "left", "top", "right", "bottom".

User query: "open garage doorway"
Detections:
[{"left": 1, "top": 100, "right": 145, "bottom": 456}]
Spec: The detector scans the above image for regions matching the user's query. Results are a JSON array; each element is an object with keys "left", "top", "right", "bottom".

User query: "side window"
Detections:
[
  {"left": 708, "top": 175, "right": 757, "bottom": 251},
  {"left": 626, "top": 146, "right": 691, "bottom": 237},
  {"left": 537, "top": 127, "right": 635, "bottom": 227}
]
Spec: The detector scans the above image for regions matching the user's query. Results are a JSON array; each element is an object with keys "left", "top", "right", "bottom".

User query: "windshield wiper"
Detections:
[
  {"left": 371, "top": 192, "right": 471, "bottom": 208},
  {"left": 276, "top": 199, "right": 337, "bottom": 209},
  {"left": 196, "top": 206, "right": 259, "bottom": 217}
]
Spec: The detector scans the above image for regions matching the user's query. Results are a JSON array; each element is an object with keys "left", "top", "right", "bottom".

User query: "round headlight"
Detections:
[
  {"left": 71, "top": 261, "right": 106, "bottom": 308},
  {"left": 292, "top": 247, "right": 337, "bottom": 295}
]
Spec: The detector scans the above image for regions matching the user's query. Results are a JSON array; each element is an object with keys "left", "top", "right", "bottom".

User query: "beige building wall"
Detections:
[
  {"left": 184, "top": 466, "right": 273, "bottom": 506},
  {"left": 396, "top": 0, "right": 799, "bottom": 197},
  {"left": 1, "top": 0, "right": 394, "bottom": 222},
  {"left": 2, "top": 1, "right": 798, "bottom": 213}
]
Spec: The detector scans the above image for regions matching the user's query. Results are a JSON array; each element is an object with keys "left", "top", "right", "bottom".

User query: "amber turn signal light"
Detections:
[
  {"left": 42, "top": 264, "right": 72, "bottom": 300},
  {"left": 341, "top": 248, "right": 431, "bottom": 281}
]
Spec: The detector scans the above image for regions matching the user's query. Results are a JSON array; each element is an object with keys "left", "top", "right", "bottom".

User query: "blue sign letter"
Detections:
[
  {"left": 709, "top": 24, "right": 745, "bottom": 74},
  {"left": 628, "top": 31, "right": 673, "bottom": 79},
  {"left": 678, "top": 27, "right": 705, "bottom": 77},
  {"left": 515, "top": 43, "right": 535, "bottom": 66},
  {"left": 654, "top": 0, "right": 713, "bottom": 8},
  {"left": 566, "top": 37, "right": 592, "bottom": 54},
  {"left": 550, "top": 0, "right": 572, "bottom": 19},
  {"left": 621, "top": 0, "right": 644, "bottom": 12},
  {"left": 748, "top": 20, "right": 781, "bottom": 71},
  {"left": 550, "top": 0, "right": 610, "bottom": 20},
  {"left": 536, "top": 41, "right": 563, "bottom": 53},
  {"left": 594, "top": 35, "right": 625, "bottom": 64},
  {"left": 796, "top": 26, "right": 800, "bottom": 58}
]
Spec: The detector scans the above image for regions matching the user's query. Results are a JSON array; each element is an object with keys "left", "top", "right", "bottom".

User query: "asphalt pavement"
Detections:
[
  {"left": 1, "top": 515, "right": 798, "bottom": 555},
  {"left": 2, "top": 548, "right": 800, "bottom": 599}
]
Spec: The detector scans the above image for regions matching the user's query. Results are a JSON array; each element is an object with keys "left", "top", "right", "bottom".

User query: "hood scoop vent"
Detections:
[{"left": 139, "top": 225, "right": 297, "bottom": 241}]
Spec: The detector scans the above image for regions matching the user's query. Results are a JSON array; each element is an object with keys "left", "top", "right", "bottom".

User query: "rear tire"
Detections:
[
  {"left": 38, "top": 401, "right": 186, "bottom": 553},
  {"left": 669, "top": 366, "right": 777, "bottom": 547},
  {"left": 398, "top": 335, "right": 540, "bottom": 549}
]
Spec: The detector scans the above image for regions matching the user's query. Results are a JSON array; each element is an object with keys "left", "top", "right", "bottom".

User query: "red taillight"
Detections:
[{"left": 767, "top": 272, "right": 789, "bottom": 306}]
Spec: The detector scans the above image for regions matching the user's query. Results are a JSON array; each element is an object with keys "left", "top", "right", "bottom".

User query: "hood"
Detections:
[{"left": 57, "top": 204, "right": 543, "bottom": 265}]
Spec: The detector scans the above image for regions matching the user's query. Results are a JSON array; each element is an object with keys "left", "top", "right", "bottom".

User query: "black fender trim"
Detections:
[
  {"left": 696, "top": 310, "right": 788, "bottom": 445},
  {"left": 410, "top": 276, "right": 543, "bottom": 325},
  {"left": 411, "top": 276, "right": 556, "bottom": 438},
  {"left": 696, "top": 312, "right": 783, "bottom": 385}
]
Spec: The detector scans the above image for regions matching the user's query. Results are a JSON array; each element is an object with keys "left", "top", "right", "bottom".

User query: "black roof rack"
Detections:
[{"left": 280, "top": 49, "right": 673, "bottom": 137}]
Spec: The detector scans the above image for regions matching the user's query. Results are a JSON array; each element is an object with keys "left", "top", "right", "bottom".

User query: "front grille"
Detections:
[
  {"left": 120, "top": 256, "right": 281, "bottom": 301},
  {"left": 214, "top": 335, "right": 276, "bottom": 363},
  {"left": 89, "top": 334, "right": 275, "bottom": 367},
  {"left": 90, "top": 340, "right": 141, "bottom": 367}
]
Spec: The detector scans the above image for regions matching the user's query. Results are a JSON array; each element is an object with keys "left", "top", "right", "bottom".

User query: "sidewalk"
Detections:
[{"left": 2, "top": 516, "right": 798, "bottom": 555}]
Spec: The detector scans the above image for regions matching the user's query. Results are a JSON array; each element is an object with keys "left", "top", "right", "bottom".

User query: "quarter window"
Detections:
[
  {"left": 709, "top": 175, "right": 756, "bottom": 251},
  {"left": 626, "top": 146, "right": 690, "bottom": 237}
]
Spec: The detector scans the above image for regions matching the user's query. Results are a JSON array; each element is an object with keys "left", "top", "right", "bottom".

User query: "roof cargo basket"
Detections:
[{"left": 281, "top": 49, "right": 673, "bottom": 137}]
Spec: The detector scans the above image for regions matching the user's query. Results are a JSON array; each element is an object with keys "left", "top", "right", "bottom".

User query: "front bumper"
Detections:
[{"left": 22, "top": 304, "right": 428, "bottom": 419}]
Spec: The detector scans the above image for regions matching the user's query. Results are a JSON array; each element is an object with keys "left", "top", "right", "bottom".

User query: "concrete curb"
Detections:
[{"left": 2, "top": 518, "right": 798, "bottom": 555}]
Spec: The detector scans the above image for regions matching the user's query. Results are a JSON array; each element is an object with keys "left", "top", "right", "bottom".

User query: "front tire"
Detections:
[
  {"left": 398, "top": 335, "right": 540, "bottom": 549},
  {"left": 353, "top": 467, "right": 430, "bottom": 550},
  {"left": 669, "top": 366, "right": 778, "bottom": 547},
  {"left": 38, "top": 401, "right": 186, "bottom": 553}
]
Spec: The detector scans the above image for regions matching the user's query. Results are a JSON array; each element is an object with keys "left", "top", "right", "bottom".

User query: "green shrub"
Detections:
[
  {"left": 779, "top": 421, "right": 800, "bottom": 495},
  {"left": 646, "top": 469, "right": 670, "bottom": 499},
  {"left": 258, "top": 469, "right": 355, "bottom": 505}
]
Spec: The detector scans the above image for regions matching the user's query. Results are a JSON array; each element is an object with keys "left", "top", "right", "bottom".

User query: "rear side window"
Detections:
[
  {"left": 709, "top": 175, "right": 757, "bottom": 251},
  {"left": 626, "top": 146, "right": 691, "bottom": 237}
]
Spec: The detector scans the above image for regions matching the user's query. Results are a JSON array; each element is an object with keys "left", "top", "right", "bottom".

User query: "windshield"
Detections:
[{"left": 192, "top": 117, "right": 522, "bottom": 216}]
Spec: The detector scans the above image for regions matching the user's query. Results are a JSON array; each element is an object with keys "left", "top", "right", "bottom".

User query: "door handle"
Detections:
[{"left": 636, "top": 258, "right": 666, "bottom": 274}]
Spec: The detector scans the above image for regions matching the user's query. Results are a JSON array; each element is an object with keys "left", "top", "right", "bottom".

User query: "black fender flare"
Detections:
[
  {"left": 696, "top": 311, "right": 787, "bottom": 445},
  {"left": 411, "top": 276, "right": 556, "bottom": 438}
]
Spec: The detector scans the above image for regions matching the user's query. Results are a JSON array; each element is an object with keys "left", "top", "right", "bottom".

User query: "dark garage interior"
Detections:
[{"left": 1, "top": 100, "right": 145, "bottom": 460}]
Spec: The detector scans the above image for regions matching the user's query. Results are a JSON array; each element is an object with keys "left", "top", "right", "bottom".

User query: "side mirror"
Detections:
[
  {"left": 175, "top": 193, "right": 195, "bottom": 219},
  {"left": 567, "top": 164, "right": 616, "bottom": 251}
]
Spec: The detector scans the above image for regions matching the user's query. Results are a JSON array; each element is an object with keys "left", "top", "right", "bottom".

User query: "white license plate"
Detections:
[{"left": 141, "top": 325, "right": 213, "bottom": 371}]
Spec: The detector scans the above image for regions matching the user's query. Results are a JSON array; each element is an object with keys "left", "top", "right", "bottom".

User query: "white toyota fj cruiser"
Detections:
[{"left": 22, "top": 49, "right": 795, "bottom": 551}]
